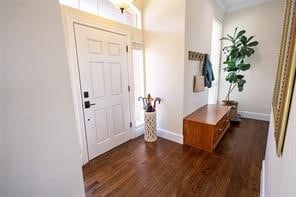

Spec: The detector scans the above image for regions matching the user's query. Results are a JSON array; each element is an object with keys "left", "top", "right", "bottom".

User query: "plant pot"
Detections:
[
  {"left": 222, "top": 100, "right": 238, "bottom": 121},
  {"left": 144, "top": 111, "right": 157, "bottom": 142}
]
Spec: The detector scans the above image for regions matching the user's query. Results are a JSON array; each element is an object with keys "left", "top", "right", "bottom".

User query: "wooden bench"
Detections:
[{"left": 183, "top": 104, "right": 231, "bottom": 152}]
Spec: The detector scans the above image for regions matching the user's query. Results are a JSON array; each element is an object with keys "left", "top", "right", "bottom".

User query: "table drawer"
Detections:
[{"left": 213, "top": 114, "right": 229, "bottom": 143}]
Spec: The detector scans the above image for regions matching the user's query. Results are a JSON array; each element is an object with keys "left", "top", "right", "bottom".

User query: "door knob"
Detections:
[{"left": 84, "top": 101, "right": 96, "bottom": 109}]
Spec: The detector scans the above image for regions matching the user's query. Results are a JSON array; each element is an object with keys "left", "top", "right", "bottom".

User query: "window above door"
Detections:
[{"left": 60, "top": 0, "right": 141, "bottom": 29}]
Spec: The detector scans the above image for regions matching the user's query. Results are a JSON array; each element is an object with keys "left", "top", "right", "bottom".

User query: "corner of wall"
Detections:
[
  {"left": 142, "top": 0, "right": 186, "bottom": 134},
  {"left": 219, "top": 1, "right": 284, "bottom": 118},
  {"left": 183, "top": 0, "right": 225, "bottom": 116}
]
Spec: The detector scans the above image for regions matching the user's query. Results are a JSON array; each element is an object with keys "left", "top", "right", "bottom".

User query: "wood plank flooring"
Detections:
[{"left": 83, "top": 119, "right": 269, "bottom": 197}]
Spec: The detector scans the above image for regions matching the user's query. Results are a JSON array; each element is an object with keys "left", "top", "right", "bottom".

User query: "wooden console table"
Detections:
[{"left": 183, "top": 104, "right": 231, "bottom": 152}]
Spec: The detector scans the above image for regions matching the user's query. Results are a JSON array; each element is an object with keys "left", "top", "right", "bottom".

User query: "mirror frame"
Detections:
[{"left": 272, "top": 0, "right": 296, "bottom": 157}]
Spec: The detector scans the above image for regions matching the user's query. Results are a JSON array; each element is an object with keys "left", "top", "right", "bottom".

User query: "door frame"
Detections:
[{"left": 64, "top": 15, "right": 135, "bottom": 165}]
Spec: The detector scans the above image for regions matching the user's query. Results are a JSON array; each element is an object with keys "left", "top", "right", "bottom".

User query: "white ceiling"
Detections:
[{"left": 218, "top": 0, "right": 274, "bottom": 12}]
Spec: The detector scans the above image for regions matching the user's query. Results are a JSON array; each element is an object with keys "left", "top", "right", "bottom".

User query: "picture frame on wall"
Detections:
[{"left": 272, "top": 0, "right": 296, "bottom": 157}]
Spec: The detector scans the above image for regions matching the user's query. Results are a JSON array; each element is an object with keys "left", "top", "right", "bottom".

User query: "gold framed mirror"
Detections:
[{"left": 272, "top": 0, "right": 296, "bottom": 157}]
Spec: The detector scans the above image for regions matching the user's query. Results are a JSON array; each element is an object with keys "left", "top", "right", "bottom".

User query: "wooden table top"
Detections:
[{"left": 184, "top": 104, "right": 231, "bottom": 125}]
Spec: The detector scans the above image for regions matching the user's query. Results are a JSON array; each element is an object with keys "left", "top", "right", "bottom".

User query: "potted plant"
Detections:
[
  {"left": 138, "top": 94, "right": 161, "bottom": 142},
  {"left": 221, "top": 28, "right": 259, "bottom": 121}
]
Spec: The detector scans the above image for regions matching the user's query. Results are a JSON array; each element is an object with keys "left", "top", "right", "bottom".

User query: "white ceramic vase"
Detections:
[{"left": 144, "top": 111, "right": 157, "bottom": 142}]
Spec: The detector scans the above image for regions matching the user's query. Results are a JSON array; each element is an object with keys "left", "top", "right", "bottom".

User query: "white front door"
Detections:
[{"left": 74, "top": 24, "right": 131, "bottom": 160}]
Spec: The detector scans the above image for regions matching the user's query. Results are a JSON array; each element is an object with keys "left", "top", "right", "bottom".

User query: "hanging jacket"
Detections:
[{"left": 203, "top": 54, "right": 215, "bottom": 88}]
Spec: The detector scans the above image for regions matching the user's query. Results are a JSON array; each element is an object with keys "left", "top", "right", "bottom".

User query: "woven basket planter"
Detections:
[
  {"left": 144, "top": 111, "right": 157, "bottom": 142},
  {"left": 222, "top": 100, "right": 238, "bottom": 121}
]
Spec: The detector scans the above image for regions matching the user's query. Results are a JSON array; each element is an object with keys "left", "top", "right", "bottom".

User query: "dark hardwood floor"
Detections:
[{"left": 83, "top": 119, "right": 269, "bottom": 197}]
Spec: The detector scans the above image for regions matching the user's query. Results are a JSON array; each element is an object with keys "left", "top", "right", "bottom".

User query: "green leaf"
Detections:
[
  {"left": 220, "top": 37, "right": 231, "bottom": 41},
  {"left": 227, "top": 34, "right": 233, "bottom": 39},
  {"left": 224, "top": 58, "right": 236, "bottom": 67},
  {"left": 247, "top": 48, "right": 255, "bottom": 54},
  {"left": 230, "top": 48, "right": 239, "bottom": 58},
  {"left": 237, "top": 75, "right": 244, "bottom": 79},
  {"left": 246, "top": 36, "right": 255, "bottom": 43},
  {"left": 226, "top": 72, "right": 238, "bottom": 83},
  {"left": 240, "top": 36, "right": 247, "bottom": 45},
  {"left": 238, "top": 79, "right": 246, "bottom": 87},
  {"left": 239, "top": 64, "right": 251, "bottom": 71},
  {"left": 237, "top": 79, "right": 246, "bottom": 92},
  {"left": 233, "top": 27, "right": 238, "bottom": 38},
  {"left": 225, "top": 67, "right": 238, "bottom": 72},
  {"left": 235, "top": 57, "right": 244, "bottom": 65},
  {"left": 223, "top": 46, "right": 229, "bottom": 50},
  {"left": 240, "top": 48, "right": 247, "bottom": 57},
  {"left": 247, "top": 41, "right": 259, "bottom": 47},
  {"left": 236, "top": 30, "right": 246, "bottom": 39},
  {"left": 243, "top": 49, "right": 252, "bottom": 57},
  {"left": 242, "top": 48, "right": 255, "bottom": 57}
]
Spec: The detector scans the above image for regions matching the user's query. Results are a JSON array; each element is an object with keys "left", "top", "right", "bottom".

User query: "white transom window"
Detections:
[{"left": 60, "top": 0, "right": 141, "bottom": 29}]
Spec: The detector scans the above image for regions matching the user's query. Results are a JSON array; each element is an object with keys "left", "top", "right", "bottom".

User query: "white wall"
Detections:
[
  {"left": 2, "top": 1, "right": 85, "bottom": 196},
  {"left": 219, "top": 0, "right": 284, "bottom": 120},
  {"left": 143, "top": 0, "right": 186, "bottom": 134},
  {"left": 143, "top": 0, "right": 224, "bottom": 135},
  {"left": 264, "top": 87, "right": 296, "bottom": 196},
  {"left": 184, "top": 0, "right": 224, "bottom": 116}
]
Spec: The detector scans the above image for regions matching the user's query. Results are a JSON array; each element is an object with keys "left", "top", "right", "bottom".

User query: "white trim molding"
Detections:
[
  {"left": 157, "top": 128, "right": 184, "bottom": 144},
  {"left": 132, "top": 126, "right": 184, "bottom": 144},
  {"left": 133, "top": 124, "right": 144, "bottom": 138},
  {"left": 64, "top": 13, "right": 134, "bottom": 165},
  {"left": 238, "top": 111, "right": 271, "bottom": 121},
  {"left": 226, "top": 0, "right": 273, "bottom": 12},
  {"left": 260, "top": 160, "right": 266, "bottom": 197}
]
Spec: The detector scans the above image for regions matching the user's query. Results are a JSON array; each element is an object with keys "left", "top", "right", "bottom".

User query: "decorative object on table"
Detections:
[
  {"left": 220, "top": 27, "right": 259, "bottom": 122},
  {"left": 189, "top": 51, "right": 215, "bottom": 92},
  {"left": 272, "top": 0, "right": 296, "bottom": 157},
  {"left": 138, "top": 94, "right": 161, "bottom": 142}
]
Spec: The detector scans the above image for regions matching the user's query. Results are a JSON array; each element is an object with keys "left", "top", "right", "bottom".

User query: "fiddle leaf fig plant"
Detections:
[{"left": 221, "top": 27, "right": 259, "bottom": 101}]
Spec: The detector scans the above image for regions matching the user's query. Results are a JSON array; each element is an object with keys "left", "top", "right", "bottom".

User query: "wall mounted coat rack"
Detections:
[{"left": 188, "top": 51, "right": 205, "bottom": 61}]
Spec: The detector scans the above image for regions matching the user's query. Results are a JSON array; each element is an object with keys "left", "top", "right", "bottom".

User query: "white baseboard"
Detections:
[
  {"left": 133, "top": 126, "right": 184, "bottom": 144},
  {"left": 133, "top": 124, "right": 144, "bottom": 138},
  {"left": 260, "top": 160, "right": 266, "bottom": 197},
  {"left": 157, "top": 128, "right": 183, "bottom": 144},
  {"left": 238, "top": 111, "right": 270, "bottom": 121}
]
